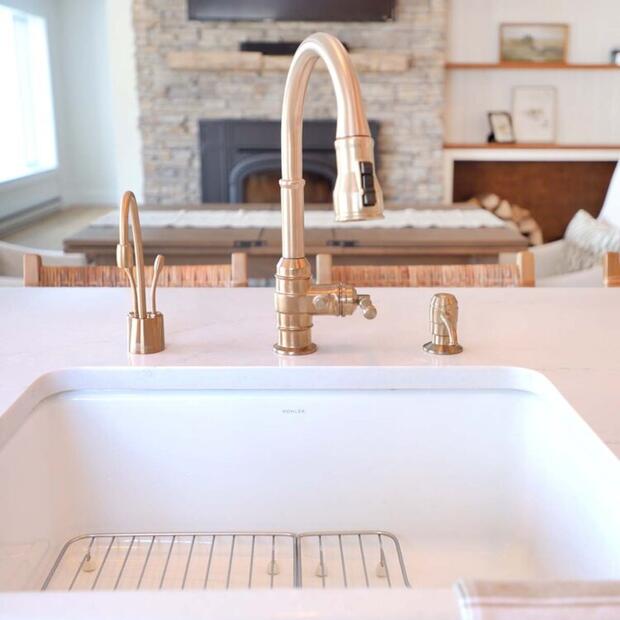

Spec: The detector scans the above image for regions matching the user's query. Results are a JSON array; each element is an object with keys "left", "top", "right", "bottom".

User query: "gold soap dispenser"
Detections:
[
  {"left": 423, "top": 293, "right": 463, "bottom": 355},
  {"left": 116, "top": 191, "right": 165, "bottom": 354}
]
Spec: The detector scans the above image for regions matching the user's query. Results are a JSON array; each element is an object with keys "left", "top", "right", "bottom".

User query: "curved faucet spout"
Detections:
[
  {"left": 280, "top": 32, "right": 384, "bottom": 259},
  {"left": 281, "top": 32, "right": 370, "bottom": 181},
  {"left": 117, "top": 191, "right": 147, "bottom": 319}
]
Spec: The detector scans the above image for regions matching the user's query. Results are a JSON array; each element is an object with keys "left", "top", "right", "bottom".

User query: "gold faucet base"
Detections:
[
  {"left": 273, "top": 342, "right": 318, "bottom": 356},
  {"left": 274, "top": 257, "right": 317, "bottom": 357},
  {"left": 128, "top": 312, "right": 165, "bottom": 355},
  {"left": 423, "top": 342, "right": 463, "bottom": 355}
]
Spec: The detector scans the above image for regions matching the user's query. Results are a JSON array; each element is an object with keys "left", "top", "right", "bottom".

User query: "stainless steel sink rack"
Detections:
[{"left": 42, "top": 530, "right": 410, "bottom": 591}]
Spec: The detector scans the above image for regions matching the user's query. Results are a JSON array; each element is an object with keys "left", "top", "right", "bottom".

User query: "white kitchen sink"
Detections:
[{"left": 0, "top": 366, "right": 618, "bottom": 619}]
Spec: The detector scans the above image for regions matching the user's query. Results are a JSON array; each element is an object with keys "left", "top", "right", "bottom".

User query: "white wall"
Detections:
[
  {"left": 0, "top": 0, "right": 142, "bottom": 218},
  {"left": 105, "top": 0, "right": 143, "bottom": 203},
  {"left": 58, "top": 0, "right": 118, "bottom": 205},
  {"left": 59, "top": 0, "right": 143, "bottom": 204},
  {"left": 446, "top": 0, "right": 620, "bottom": 144}
]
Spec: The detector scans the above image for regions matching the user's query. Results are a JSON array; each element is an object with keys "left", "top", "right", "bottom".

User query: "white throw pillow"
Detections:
[
  {"left": 562, "top": 209, "right": 620, "bottom": 273},
  {"left": 599, "top": 163, "right": 620, "bottom": 229}
]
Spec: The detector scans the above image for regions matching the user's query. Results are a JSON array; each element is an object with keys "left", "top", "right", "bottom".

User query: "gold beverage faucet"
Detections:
[
  {"left": 274, "top": 32, "right": 383, "bottom": 356},
  {"left": 116, "top": 191, "right": 165, "bottom": 354}
]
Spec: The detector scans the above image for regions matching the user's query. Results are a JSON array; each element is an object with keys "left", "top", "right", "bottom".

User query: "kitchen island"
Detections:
[
  {"left": 0, "top": 286, "right": 619, "bottom": 620},
  {"left": 1, "top": 286, "right": 619, "bottom": 456}
]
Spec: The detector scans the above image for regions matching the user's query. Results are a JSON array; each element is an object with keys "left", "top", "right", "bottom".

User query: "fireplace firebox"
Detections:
[{"left": 199, "top": 119, "right": 379, "bottom": 203}]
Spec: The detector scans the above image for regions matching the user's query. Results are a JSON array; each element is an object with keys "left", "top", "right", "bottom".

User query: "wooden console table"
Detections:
[{"left": 64, "top": 203, "right": 527, "bottom": 279}]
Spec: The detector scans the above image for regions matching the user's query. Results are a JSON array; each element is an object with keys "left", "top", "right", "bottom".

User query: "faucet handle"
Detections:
[
  {"left": 357, "top": 294, "right": 377, "bottom": 320},
  {"left": 151, "top": 254, "right": 165, "bottom": 314},
  {"left": 309, "top": 286, "right": 377, "bottom": 319},
  {"left": 312, "top": 293, "right": 332, "bottom": 312}
]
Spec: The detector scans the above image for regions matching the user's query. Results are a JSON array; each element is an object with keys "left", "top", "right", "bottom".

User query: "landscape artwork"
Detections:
[{"left": 500, "top": 23, "right": 568, "bottom": 63}]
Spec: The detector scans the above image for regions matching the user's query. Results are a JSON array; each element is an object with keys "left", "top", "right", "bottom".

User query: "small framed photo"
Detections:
[
  {"left": 500, "top": 23, "right": 568, "bottom": 64},
  {"left": 611, "top": 49, "right": 620, "bottom": 66},
  {"left": 487, "top": 111, "right": 515, "bottom": 143},
  {"left": 512, "top": 86, "right": 557, "bottom": 143}
]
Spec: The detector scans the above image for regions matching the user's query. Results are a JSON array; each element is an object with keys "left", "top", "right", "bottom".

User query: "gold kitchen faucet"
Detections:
[{"left": 274, "top": 33, "right": 383, "bottom": 355}]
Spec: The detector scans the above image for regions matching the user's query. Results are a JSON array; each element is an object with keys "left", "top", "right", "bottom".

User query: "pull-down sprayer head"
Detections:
[{"left": 333, "top": 134, "right": 384, "bottom": 222}]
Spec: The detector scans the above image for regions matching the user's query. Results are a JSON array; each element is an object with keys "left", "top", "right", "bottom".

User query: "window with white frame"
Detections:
[{"left": 0, "top": 5, "right": 57, "bottom": 184}]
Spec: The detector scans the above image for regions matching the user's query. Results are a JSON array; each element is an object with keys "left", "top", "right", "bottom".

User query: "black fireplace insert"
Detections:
[{"left": 199, "top": 119, "right": 379, "bottom": 204}]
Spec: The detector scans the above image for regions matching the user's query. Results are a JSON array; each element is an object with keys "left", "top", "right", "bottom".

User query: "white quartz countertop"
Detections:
[{"left": 1, "top": 286, "right": 619, "bottom": 456}]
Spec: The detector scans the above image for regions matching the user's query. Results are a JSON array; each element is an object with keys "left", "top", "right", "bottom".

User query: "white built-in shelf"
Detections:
[
  {"left": 446, "top": 62, "right": 620, "bottom": 70},
  {"left": 442, "top": 144, "right": 620, "bottom": 203},
  {"left": 444, "top": 143, "right": 620, "bottom": 150}
]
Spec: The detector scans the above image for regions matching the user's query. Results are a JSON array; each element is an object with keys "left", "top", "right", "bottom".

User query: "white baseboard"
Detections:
[
  {"left": 0, "top": 199, "right": 62, "bottom": 236},
  {"left": 61, "top": 203, "right": 116, "bottom": 209},
  {"left": 61, "top": 189, "right": 120, "bottom": 205}
]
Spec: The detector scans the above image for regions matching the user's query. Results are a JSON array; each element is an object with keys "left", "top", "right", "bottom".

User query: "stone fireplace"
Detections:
[{"left": 133, "top": 0, "right": 446, "bottom": 205}]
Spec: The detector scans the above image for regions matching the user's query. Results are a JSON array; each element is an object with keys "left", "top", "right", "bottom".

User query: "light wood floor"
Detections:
[{"left": 2, "top": 206, "right": 112, "bottom": 251}]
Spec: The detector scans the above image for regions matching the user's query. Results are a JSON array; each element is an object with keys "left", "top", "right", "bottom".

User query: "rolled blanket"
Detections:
[{"left": 456, "top": 580, "right": 620, "bottom": 620}]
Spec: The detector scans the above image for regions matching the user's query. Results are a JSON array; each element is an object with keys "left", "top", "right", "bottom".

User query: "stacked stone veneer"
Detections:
[{"left": 133, "top": 0, "right": 446, "bottom": 204}]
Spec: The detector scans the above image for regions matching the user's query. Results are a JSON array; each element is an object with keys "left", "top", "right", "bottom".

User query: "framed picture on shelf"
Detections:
[
  {"left": 500, "top": 23, "right": 568, "bottom": 64},
  {"left": 512, "top": 86, "right": 557, "bottom": 143},
  {"left": 487, "top": 111, "right": 515, "bottom": 143}
]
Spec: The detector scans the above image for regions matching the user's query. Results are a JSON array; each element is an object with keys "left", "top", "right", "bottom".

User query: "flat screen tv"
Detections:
[{"left": 188, "top": 0, "right": 395, "bottom": 22}]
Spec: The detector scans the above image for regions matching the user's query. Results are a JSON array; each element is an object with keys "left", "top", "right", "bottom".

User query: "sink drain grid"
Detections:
[{"left": 42, "top": 530, "right": 409, "bottom": 591}]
